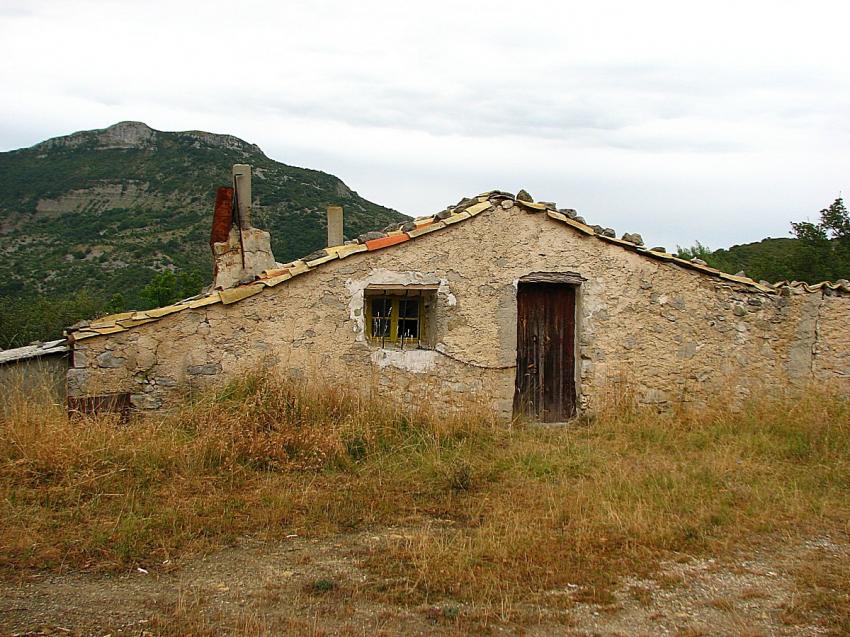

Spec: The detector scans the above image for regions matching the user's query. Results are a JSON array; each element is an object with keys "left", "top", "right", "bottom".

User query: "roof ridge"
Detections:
[{"left": 66, "top": 191, "right": 849, "bottom": 341}]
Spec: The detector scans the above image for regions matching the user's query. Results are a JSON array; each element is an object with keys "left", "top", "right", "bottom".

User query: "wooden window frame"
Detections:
[{"left": 365, "top": 289, "right": 429, "bottom": 348}]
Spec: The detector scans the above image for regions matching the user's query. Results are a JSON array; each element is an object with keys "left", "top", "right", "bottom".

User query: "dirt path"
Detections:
[{"left": 1, "top": 528, "right": 844, "bottom": 636}]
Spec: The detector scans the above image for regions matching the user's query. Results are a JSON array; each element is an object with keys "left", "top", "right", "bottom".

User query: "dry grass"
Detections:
[
  {"left": 0, "top": 373, "right": 498, "bottom": 572},
  {"left": 1, "top": 373, "right": 849, "bottom": 631}
]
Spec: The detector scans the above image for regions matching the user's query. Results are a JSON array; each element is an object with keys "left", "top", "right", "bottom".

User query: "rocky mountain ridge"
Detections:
[
  {"left": 0, "top": 122, "right": 406, "bottom": 306},
  {"left": 32, "top": 121, "right": 263, "bottom": 155}
]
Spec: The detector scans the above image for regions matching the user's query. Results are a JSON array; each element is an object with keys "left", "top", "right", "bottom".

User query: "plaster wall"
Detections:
[{"left": 68, "top": 203, "right": 850, "bottom": 417}]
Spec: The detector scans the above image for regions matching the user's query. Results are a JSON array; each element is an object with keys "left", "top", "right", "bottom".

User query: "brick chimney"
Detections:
[{"left": 210, "top": 164, "right": 277, "bottom": 289}]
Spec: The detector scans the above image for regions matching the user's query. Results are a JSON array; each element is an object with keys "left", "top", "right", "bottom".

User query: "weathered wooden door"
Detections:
[{"left": 513, "top": 282, "right": 576, "bottom": 422}]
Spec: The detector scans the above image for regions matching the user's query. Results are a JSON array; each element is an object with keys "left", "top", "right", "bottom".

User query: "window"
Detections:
[{"left": 365, "top": 286, "right": 435, "bottom": 347}]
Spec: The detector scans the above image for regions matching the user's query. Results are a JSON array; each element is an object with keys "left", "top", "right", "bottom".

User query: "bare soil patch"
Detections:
[{"left": 2, "top": 526, "right": 845, "bottom": 636}]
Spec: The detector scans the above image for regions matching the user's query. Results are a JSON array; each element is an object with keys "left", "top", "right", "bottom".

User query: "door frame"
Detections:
[{"left": 513, "top": 271, "right": 584, "bottom": 422}]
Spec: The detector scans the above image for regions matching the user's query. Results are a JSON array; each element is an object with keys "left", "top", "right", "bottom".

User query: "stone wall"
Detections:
[{"left": 68, "top": 202, "right": 850, "bottom": 418}]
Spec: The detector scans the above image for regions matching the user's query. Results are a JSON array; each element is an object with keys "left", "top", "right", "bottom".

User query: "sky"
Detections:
[{"left": 1, "top": 0, "right": 848, "bottom": 250}]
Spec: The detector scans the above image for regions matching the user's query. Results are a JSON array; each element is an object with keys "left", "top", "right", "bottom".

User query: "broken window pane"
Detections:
[
  {"left": 397, "top": 298, "right": 420, "bottom": 340},
  {"left": 371, "top": 297, "right": 392, "bottom": 338}
]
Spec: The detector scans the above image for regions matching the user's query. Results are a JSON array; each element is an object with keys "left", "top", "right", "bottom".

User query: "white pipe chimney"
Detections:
[{"left": 327, "top": 205, "right": 344, "bottom": 247}]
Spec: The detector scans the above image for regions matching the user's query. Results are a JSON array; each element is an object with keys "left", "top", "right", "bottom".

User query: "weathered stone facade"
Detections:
[{"left": 66, "top": 192, "right": 850, "bottom": 419}]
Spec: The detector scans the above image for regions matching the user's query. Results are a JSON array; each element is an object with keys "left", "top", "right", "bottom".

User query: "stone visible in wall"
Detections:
[
  {"left": 642, "top": 388, "right": 669, "bottom": 404},
  {"left": 516, "top": 189, "right": 533, "bottom": 202},
  {"left": 135, "top": 335, "right": 158, "bottom": 370},
  {"left": 73, "top": 349, "right": 88, "bottom": 368},
  {"left": 187, "top": 363, "right": 222, "bottom": 375},
  {"left": 131, "top": 394, "right": 163, "bottom": 410},
  {"left": 97, "top": 351, "right": 126, "bottom": 368},
  {"left": 678, "top": 342, "right": 698, "bottom": 359},
  {"left": 66, "top": 368, "right": 89, "bottom": 396},
  {"left": 669, "top": 295, "right": 686, "bottom": 311},
  {"left": 621, "top": 232, "right": 644, "bottom": 245}
]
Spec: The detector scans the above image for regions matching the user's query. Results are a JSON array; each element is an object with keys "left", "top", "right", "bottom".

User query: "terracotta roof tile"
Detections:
[
  {"left": 407, "top": 220, "right": 446, "bottom": 238},
  {"left": 261, "top": 270, "right": 292, "bottom": 287},
  {"left": 220, "top": 283, "right": 264, "bottom": 305},
  {"left": 443, "top": 210, "right": 471, "bottom": 225},
  {"left": 305, "top": 251, "right": 338, "bottom": 268},
  {"left": 516, "top": 200, "right": 548, "bottom": 212},
  {"left": 334, "top": 243, "right": 368, "bottom": 259},
  {"left": 465, "top": 201, "right": 492, "bottom": 216},
  {"left": 366, "top": 233, "right": 410, "bottom": 251},
  {"left": 773, "top": 279, "right": 850, "bottom": 293}
]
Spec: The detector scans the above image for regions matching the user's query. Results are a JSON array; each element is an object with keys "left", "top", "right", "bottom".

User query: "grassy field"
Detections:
[{"left": 2, "top": 374, "right": 849, "bottom": 634}]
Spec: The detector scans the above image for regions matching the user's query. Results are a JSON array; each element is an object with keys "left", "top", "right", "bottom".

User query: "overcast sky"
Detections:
[{"left": 1, "top": 0, "right": 848, "bottom": 250}]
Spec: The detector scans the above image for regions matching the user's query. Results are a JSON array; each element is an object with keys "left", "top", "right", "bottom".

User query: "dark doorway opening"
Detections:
[{"left": 513, "top": 281, "right": 577, "bottom": 422}]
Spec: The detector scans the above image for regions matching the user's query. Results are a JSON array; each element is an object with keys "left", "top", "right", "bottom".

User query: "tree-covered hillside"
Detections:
[
  {"left": 0, "top": 122, "right": 406, "bottom": 347},
  {"left": 678, "top": 198, "right": 850, "bottom": 284}
]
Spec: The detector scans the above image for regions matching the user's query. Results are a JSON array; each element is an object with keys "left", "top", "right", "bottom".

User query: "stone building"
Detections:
[
  {"left": 65, "top": 166, "right": 850, "bottom": 422},
  {"left": 1, "top": 339, "right": 69, "bottom": 404}
]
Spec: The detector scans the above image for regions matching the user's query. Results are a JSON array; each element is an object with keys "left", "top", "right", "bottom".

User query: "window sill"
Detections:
[{"left": 368, "top": 341, "right": 432, "bottom": 351}]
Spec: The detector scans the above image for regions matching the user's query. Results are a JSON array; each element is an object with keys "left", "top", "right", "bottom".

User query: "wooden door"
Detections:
[{"left": 513, "top": 282, "right": 576, "bottom": 422}]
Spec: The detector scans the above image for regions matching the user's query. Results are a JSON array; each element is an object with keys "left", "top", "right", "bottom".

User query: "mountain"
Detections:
[{"left": 0, "top": 121, "right": 407, "bottom": 306}]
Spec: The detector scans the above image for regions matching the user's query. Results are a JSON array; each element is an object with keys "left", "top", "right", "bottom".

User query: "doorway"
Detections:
[{"left": 513, "top": 281, "right": 577, "bottom": 422}]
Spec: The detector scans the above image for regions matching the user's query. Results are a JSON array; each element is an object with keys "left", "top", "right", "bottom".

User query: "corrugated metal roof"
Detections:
[
  {"left": 0, "top": 339, "right": 69, "bottom": 365},
  {"left": 65, "top": 191, "right": 850, "bottom": 341}
]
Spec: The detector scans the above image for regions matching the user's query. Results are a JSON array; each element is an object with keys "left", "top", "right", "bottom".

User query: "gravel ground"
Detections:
[{"left": 1, "top": 528, "right": 844, "bottom": 636}]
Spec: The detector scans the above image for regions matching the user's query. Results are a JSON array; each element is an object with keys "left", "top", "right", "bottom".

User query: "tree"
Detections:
[
  {"left": 140, "top": 271, "right": 178, "bottom": 309},
  {"left": 139, "top": 269, "right": 204, "bottom": 309},
  {"left": 790, "top": 197, "right": 850, "bottom": 282},
  {"left": 676, "top": 241, "right": 713, "bottom": 261},
  {"left": 0, "top": 291, "right": 107, "bottom": 349},
  {"left": 105, "top": 293, "right": 126, "bottom": 314}
]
